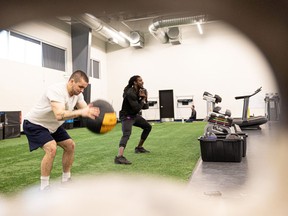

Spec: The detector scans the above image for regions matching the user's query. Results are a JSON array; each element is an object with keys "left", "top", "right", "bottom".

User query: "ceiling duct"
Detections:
[
  {"left": 75, "top": 13, "right": 130, "bottom": 48},
  {"left": 130, "top": 31, "right": 144, "bottom": 48},
  {"left": 167, "top": 27, "right": 181, "bottom": 45},
  {"left": 148, "top": 14, "right": 207, "bottom": 44}
]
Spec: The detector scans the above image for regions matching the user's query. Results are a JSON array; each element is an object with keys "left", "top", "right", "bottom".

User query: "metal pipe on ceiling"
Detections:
[
  {"left": 149, "top": 14, "right": 207, "bottom": 43},
  {"left": 75, "top": 13, "right": 130, "bottom": 48}
]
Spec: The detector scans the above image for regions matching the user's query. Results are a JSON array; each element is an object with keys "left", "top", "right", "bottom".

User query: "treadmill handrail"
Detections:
[{"left": 235, "top": 87, "right": 262, "bottom": 100}]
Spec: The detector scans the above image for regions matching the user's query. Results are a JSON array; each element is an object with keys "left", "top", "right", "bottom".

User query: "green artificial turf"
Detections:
[{"left": 0, "top": 121, "right": 206, "bottom": 196}]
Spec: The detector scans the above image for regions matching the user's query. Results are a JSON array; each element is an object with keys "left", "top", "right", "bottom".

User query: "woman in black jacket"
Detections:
[{"left": 114, "top": 75, "right": 152, "bottom": 165}]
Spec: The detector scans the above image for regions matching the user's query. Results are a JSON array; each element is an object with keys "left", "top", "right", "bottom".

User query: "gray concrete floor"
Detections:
[{"left": 188, "top": 122, "right": 280, "bottom": 201}]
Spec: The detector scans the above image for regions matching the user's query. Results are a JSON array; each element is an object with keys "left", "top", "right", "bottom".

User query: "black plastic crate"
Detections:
[
  {"left": 235, "top": 132, "right": 248, "bottom": 157},
  {"left": 0, "top": 123, "right": 3, "bottom": 140},
  {"left": 199, "top": 136, "right": 243, "bottom": 162},
  {"left": 214, "top": 133, "right": 248, "bottom": 157},
  {"left": 4, "top": 124, "right": 21, "bottom": 139},
  {"left": 3, "top": 111, "right": 21, "bottom": 124}
]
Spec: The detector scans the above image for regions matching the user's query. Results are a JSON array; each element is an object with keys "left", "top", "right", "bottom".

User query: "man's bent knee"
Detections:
[
  {"left": 58, "top": 139, "right": 75, "bottom": 153},
  {"left": 43, "top": 141, "right": 57, "bottom": 158}
]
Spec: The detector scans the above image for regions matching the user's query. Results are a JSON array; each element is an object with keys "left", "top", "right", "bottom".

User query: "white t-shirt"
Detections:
[{"left": 25, "top": 82, "right": 84, "bottom": 133}]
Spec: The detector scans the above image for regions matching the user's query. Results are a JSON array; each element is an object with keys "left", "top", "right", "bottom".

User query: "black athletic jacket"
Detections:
[{"left": 119, "top": 87, "right": 149, "bottom": 119}]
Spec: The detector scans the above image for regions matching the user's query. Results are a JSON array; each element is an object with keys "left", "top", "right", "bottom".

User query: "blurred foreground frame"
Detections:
[{"left": 1, "top": 1, "right": 288, "bottom": 216}]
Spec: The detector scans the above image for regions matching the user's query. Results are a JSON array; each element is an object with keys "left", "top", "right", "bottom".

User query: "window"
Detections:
[
  {"left": 9, "top": 32, "right": 41, "bottom": 66},
  {"left": 90, "top": 59, "right": 100, "bottom": 79},
  {"left": 0, "top": 30, "right": 66, "bottom": 71},
  {"left": 42, "top": 43, "right": 65, "bottom": 71}
]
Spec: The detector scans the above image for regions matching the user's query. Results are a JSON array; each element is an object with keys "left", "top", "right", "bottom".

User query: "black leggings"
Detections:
[{"left": 119, "top": 115, "right": 152, "bottom": 148}]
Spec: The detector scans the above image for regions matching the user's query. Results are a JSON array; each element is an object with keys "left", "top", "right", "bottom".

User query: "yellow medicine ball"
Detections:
[{"left": 85, "top": 100, "right": 117, "bottom": 134}]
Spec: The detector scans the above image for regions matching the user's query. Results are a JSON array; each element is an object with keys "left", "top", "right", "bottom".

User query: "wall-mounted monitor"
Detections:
[{"left": 177, "top": 99, "right": 193, "bottom": 105}]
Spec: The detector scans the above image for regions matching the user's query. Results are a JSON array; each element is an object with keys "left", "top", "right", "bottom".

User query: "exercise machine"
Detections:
[
  {"left": 203, "top": 91, "right": 232, "bottom": 134},
  {"left": 233, "top": 87, "right": 268, "bottom": 129},
  {"left": 202, "top": 91, "right": 248, "bottom": 157},
  {"left": 203, "top": 91, "right": 222, "bottom": 116}
]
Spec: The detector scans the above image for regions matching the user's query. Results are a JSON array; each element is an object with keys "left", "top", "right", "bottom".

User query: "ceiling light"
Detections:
[{"left": 196, "top": 22, "right": 203, "bottom": 35}]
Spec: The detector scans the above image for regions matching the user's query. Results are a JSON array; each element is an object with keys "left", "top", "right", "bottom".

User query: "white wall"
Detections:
[
  {"left": 90, "top": 37, "right": 109, "bottom": 102},
  {"left": 106, "top": 21, "right": 278, "bottom": 120},
  {"left": 0, "top": 58, "right": 67, "bottom": 114}
]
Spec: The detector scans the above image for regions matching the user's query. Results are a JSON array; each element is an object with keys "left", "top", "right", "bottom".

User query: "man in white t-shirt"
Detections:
[{"left": 23, "top": 70, "right": 100, "bottom": 190}]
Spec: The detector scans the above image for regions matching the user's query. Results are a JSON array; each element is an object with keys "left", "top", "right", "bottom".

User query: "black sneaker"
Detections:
[
  {"left": 135, "top": 146, "right": 150, "bottom": 153},
  {"left": 114, "top": 156, "right": 132, "bottom": 165}
]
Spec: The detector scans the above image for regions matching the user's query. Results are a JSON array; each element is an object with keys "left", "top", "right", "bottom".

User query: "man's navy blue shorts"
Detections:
[{"left": 23, "top": 120, "right": 71, "bottom": 152}]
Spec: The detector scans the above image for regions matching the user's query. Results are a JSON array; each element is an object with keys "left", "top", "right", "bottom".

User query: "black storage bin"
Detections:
[
  {"left": 214, "top": 133, "right": 248, "bottom": 157},
  {"left": 0, "top": 111, "right": 22, "bottom": 139},
  {"left": 0, "top": 123, "right": 3, "bottom": 140},
  {"left": 0, "top": 112, "right": 5, "bottom": 123},
  {"left": 64, "top": 119, "right": 74, "bottom": 129},
  {"left": 199, "top": 136, "right": 243, "bottom": 162},
  {"left": 3, "top": 111, "right": 21, "bottom": 124},
  {"left": 232, "top": 124, "right": 248, "bottom": 157},
  {"left": 236, "top": 132, "right": 248, "bottom": 157},
  {"left": 4, "top": 124, "right": 21, "bottom": 139}
]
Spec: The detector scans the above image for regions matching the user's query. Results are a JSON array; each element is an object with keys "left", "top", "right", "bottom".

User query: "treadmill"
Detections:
[{"left": 233, "top": 87, "right": 268, "bottom": 129}]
